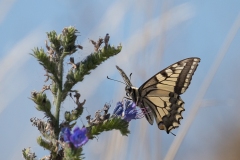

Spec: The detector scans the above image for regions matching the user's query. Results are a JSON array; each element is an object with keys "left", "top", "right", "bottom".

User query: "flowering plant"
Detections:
[{"left": 22, "top": 27, "right": 144, "bottom": 160}]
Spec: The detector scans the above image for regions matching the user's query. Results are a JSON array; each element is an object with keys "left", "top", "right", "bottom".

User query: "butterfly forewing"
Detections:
[{"left": 139, "top": 57, "right": 200, "bottom": 94}]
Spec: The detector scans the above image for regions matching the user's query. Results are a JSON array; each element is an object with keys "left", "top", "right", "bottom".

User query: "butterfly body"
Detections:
[
  {"left": 116, "top": 57, "right": 200, "bottom": 134},
  {"left": 125, "top": 86, "right": 139, "bottom": 104}
]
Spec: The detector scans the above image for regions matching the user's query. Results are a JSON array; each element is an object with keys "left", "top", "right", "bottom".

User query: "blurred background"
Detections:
[{"left": 0, "top": 0, "right": 240, "bottom": 159}]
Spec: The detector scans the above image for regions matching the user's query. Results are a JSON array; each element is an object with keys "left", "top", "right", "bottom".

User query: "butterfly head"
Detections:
[{"left": 125, "top": 86, "right": 132, "bottom": 97}]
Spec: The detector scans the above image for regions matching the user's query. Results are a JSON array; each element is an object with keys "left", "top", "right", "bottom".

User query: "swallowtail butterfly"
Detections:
[{"left": 116, "top": 57, "right": 200, "bottom": 134}]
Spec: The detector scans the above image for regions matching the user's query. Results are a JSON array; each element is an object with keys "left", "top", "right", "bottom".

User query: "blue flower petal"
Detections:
[
  {"left": 70, "top": 127, "right": 89, "bottom": 148},
  {"left": 113, "top": 101, "right": 124, "bottom": 116},
  {"left": 123, "top": 101, "right": 139, "bottom": 122},
  {"left": 125, "top": 100, "right": 132, "bottom": 108},
  {"left": 61, "top": 127, "right": 71, "bottom": 142},
  {"left": 61, "top": 127, "right": 88, "bottom": 148}
]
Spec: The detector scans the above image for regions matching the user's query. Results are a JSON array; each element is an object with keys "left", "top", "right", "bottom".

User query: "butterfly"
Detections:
[{"left": 116, "top": 57, "right": 200, "bottom": 134}]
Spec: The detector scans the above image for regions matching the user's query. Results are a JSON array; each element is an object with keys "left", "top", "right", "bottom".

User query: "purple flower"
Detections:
[
  {"left": 112, "top": 101, "right": 124, "bottom": 116},
  {"left": 70, "top": 127, "right": 89, "bottom": 148},
  {"left": 61, "top": 127, "right": 88, "bottom": 148},
  {"left": 112, "top": 100, "right": 145, "bottom": 122},
  {"left": 61, "top": 127, "right": 71, "bottom": 142},
  {"left": 123, "top": 100, "right": 144, "bottom": 122}
]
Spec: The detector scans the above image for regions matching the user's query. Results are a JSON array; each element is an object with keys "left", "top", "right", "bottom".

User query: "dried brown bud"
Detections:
[{"left": 76, "top": 44, "right": 83, "bottom": 50}]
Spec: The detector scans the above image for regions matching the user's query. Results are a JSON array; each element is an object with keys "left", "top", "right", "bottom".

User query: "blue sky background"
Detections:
[{"left": 0, "top": 0, "right": 240, "bottom": 160}]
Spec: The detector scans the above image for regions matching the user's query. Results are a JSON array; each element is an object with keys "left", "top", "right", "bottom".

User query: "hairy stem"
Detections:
[{"left": 55, "top": 57, "right": 64, "bottom": 137}]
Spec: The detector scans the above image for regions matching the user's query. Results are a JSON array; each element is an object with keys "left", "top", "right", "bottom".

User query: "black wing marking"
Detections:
[
  {"left": 116, "top": 65, "right": 132, "bottom": 86},
  {"left": 139, "top": 57, "right": 200, "bottom": 95}
]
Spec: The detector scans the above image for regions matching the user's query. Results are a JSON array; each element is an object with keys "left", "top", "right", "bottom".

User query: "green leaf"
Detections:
[
  {"left": 61, "top": 26, "right": 78, "bottom": 58},
  {"left": 63, "top": 147, "right": 84, "bottom": 160},
  {"left": 62, "top": 44, "right": 122, "bottom": 101},
  {"left": 30, "top": 93, "right": 51, "bottom": 113},
  {"left": 37, "top": 136, "right": 52, "bottom": 151},
  {"left": 47, "top": 30, "right": 61, "bottom": 54},
  {"left": 31, "top": 48, "right": 59, "bottom": 83},
  {"left": 22, "top": 148, "right": 37, "bottom": 160},
  {"left": 87, "top": 117, "right": 130, "bottom": 139}
]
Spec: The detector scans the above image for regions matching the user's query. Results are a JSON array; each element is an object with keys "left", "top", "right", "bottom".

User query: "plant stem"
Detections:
[{"left": 55, "top": 57, "right": 64, "bottom": 137}]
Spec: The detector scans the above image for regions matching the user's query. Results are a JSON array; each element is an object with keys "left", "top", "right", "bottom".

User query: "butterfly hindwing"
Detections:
[
  {"left": 140, "top": 91, "right": 185, "bottom": 133},
  {"left": 139, "top": 102, "right": 155, "bottom": 125}
]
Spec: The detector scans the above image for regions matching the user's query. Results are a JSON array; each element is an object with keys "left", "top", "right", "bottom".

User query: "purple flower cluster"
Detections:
[
  {"left": 61, "top": 127, "right": 88, "bottom": 148},
  {"left": 113, "top": 100, "right": 144, "bottom": 122}
]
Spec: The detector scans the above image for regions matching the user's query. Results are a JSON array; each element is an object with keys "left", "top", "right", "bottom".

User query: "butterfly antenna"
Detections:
[
  {"left": 85, "top": 107, "right": 90, "bottom": 115},
  {"left": 79, "top": 117, "right": 84, "bottom": 126},
  {"left": 170, "top": 132, "right": 176, "bottom": 136},
  {"left": 129, "top": 73, "right": 132, "bottom": 80},
  {"left": 107, "top": 76, "right": 126, "bottom": 85}
]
